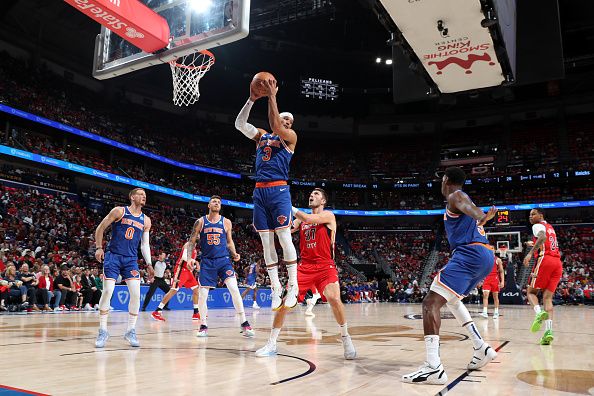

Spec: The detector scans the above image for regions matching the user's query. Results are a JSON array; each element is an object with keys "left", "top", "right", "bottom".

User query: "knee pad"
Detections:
[
  {"left": 446, "top": 299, "right": 472, "bottom": 326},
  {"left": 127, "top": 279, "right": 141, "bottom": 314},
  {"left": 259, "top": 231, "right": 278, "bottom": 266},
  {"left": 99, "top": 279, "right": 115, "bottom": 311},
  {"left": 275, "top": 227, "right": 297, "bottom": 262}
]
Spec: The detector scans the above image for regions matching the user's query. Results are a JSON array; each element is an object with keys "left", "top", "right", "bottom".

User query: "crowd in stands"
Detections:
[{"left": 2, "top": 52, "right": 594, "bottom": 192}]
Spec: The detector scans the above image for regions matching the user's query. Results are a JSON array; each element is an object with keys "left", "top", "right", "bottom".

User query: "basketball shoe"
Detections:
[
  {"left": 151, "top": 311, "right": 165, "bottom": 322},
  {"left": 531, "top": 311, "right": 548, "bottom": 333},
  {"left": 402, "top": 362, "right": 448, "bottom": 385},
  {"left": 540, "top": 330, "right": 554, "bottom": 345},
  {"left": 468, "top": 342, "right": 497, "bottom": 370},
  {"left": 192, "top": 313, "right": 201, "bottom": 321},
  {"left": 271, "top": 288, "right": 282, "bottom": 311},
  {"left": 241, "top": 321, "right": 255, "bottom": 337},
  {"left": 284, "top": 283, "right": 299, "bottom": 309},
  {"left": 196, "top": 325, "right": 208, "bottom": 337},
  {"left": 124, "top": 329, "right": 140, "bottom": 347},
  {"left": 95, "top": 329, "right": 109, "bottom": 348},
  {"left": 255, "top": 341, "right": 277, "bottom": 357},
  {"left": 342, "top": 335, "right": 356, "bottom": 360}
]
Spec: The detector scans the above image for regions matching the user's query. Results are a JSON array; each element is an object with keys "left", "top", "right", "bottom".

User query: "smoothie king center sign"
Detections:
[{"left": 379, "top": 0, "right": 505, "bottom": 93}]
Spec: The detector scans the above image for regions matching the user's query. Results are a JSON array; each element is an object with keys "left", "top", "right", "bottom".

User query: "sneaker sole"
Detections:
[
  {"left": 255, "top": 352, "right": 277, "bottom": 358},
  {"left": 540, "top": 335, "right": 554, "bottom": 345},
  {"left": 468, "top": 349, "right": 497, "bottom": 370}
]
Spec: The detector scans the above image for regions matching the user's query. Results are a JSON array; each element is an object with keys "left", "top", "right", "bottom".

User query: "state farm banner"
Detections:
[
  {"left": 64, "top": 0, "right": 170, "bottom": 53},
  {"left": 379, "top": 0, "right": 504, "bottom": 93}
]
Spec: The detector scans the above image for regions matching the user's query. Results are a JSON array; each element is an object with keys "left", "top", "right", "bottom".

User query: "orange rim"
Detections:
[{"left": 170, "top": 49, "right": 215, "bottom": 70}]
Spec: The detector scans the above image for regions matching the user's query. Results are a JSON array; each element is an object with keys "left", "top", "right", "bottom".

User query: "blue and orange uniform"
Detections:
[
  {"left": 435, "top": 192, "right": 495, "bottom": 298},
  {"left": 252, "top": 133, "right": 293, "bottom": 232},
  {"left": 199, "top": 215, "right": 235, "bottom": 288},
  {"left": 104, "top": 206, "right": 144, "bottom": 281},
  {"left": 246, "top": 262, "right": 258, "bottom": 288}
]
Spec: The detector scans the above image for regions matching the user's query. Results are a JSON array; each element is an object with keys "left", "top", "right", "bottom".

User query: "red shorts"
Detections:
[
  {"left": 529, "top": 255, "right": 562, "bottom": 293},
  {"left": 172, "top": 268, "right": 199, "bottom": 290},
  {"left": 482, "top": 275, "right": 500, "bottom": 292},
  {"left": 297, "top": 262, "right": 339, "bottom": 303}
]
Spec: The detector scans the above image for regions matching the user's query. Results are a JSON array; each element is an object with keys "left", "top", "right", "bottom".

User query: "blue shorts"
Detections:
[
  {"left": 199, "top": 257, "right": 235, "bottom": 288},
  {"left": 103, "top": 251, "right": 140, "bottom": 281},
  {"left": 435, "top": 244, "right": 494, "bottom": 297},
  {"left": 253, "top": 184, "right": 292, "bottom": 232},
  {"left": 246, "top": 275, "right": 257, "bottom": 288}
]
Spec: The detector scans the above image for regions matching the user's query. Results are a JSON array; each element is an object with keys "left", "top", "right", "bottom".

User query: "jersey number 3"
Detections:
[{"left": 262, "top": 146, "right": 272, "bottom": 162}]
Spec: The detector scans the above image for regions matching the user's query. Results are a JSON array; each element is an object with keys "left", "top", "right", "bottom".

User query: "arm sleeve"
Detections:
[
  {"left": 141, "top": 231, "right": 152, "bottom": 266},
  {"left": 532, "top": 224, "right": 546, "bottom": 237},
  {"left": 234, "top": 99, "right": 258, "bottom": 139}
]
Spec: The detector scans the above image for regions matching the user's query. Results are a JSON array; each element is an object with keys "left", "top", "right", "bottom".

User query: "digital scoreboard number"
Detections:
[
  {"left": 496, "top": 210, "right": 510, "bottom": 226},
  {"left": 300, "top": 78, "right": 339, "bottom": 100}
]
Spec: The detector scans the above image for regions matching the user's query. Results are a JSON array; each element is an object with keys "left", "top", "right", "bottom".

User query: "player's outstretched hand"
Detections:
[
  {"left": 95, "top": 248, "right": 104, "bottom": 263},
  {"left": 479, "top": 205, "right": 497, "bottom": 226},
  {"left": 232, "top": 253, "right": 241, "bottom": 262},
  {"left": 525, "top": 241, "right": 535, "bottom": 247},
  {"left": 261, "top": 79, "right": 278, "bottom": 97},
  {"left": 250, "top": 84, "right": 263, "bottom": 101}
]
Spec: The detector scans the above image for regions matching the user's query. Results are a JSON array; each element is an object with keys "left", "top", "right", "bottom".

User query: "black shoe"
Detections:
[
  {"left": 141, "top": 307, "right": 146, "bottom": 312},
  {"left": 163, "top": 307, "right": 171, "bottom": 311}
]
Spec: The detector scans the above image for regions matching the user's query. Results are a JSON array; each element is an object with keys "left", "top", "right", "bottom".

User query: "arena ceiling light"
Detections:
[{"left": 376, "top": 57, "right": 382, "bottom": 63}]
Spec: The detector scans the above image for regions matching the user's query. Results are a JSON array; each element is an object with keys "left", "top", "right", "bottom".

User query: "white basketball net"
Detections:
[{"left": 169, "top": 50, "right": 215, "bottom": 106}]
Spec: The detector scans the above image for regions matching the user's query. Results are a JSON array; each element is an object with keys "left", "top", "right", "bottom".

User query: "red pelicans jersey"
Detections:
[
  {"left": 532, "top": 221, "right": 560, "bottom": 258},
  {"left": 299, "top": 222, "right": 334, "bottom": 266}
]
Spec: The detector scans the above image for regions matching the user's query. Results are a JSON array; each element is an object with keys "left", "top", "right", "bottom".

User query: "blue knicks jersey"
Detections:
[
  {"left": 200, "top": 215, "right": 228, "bottom": 259},
  {"left": 443, "top": 194, "right": 489, "bottom": 251},
  {"left": 247, "top": 262, "right": 257, "bottom": 282},
  {"left": 255, "top": 133, "right": 293, "bottom": 182},
  {"left": 107, "top": 206, "right": 144, "bottom": 257}
]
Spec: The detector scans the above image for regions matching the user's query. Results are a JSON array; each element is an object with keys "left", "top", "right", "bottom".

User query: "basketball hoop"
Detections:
[
  {"left": 169, "top": 50, "right": 215, "bottom": 106},
  {"left": 497, "top": 246, "right": 508, "bottom": 258}
]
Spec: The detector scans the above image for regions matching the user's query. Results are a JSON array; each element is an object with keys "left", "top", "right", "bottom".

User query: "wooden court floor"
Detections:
[{"left": 0, "top": 303, "right": 592, "bottom": 396}]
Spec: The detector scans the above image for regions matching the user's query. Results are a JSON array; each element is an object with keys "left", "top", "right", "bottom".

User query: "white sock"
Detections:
[
  {"left": 425, "top": 335, "right": 440, "bottom": 368},
  {"left": 286, "top": 264, "right": 297, "bottom": 286},
  {"left": 193, "top": 304, "right": 199, "bottom": 309},
  {"left": 127, "top": 314, "right": 138, "bottom": 331},
  {"left": 270, "top": 327, "right": 281, "bottom": 344},
  {"left": 158, "top": 302, "right": 165, "bottom": 309},
  {"left": 464, "top": 322, "right": 484, "bottom": 349},
  {"left": 99, "top": 313, "right": 108, "bottom": 331},
  {"left": 482, "top": 306, "right": 488, "bottom": 313},
  {"left": 545, "top": 319, "right": 553, "bottom": 331},
  {"left": 198, "top": 288, "right": 209, "bottom": 327},
  {"left": 494, "top": 308, "right": 499, "bottom": 314},
  {"left": 534, "top": 305, "right": 542, "bottom": 314},
  {"left": 339, "top": 323, "right": 349, "bottom": 337},
  {"left": 267, "top": 266, "right": 281, "bottom": 291}
]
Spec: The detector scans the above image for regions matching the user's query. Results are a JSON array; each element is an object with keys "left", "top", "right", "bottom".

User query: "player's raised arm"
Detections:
[
  {"left": 187, "top": 217, "right": 203, "bottom": 262},
  {"left": 448, "top": 191, "right": 497, "bottom": 226},
  {"left": 94, "top": 206, "right": 124, "bottom": 262},
  {"left": 291, "top": 218, "right": 302, "bottom": 234},
  {"left": 234, "top": 86, "right": 266, "bottom": 142},
  {"left": 140, "top": 215, "right": 152, "bottom": 266},
  {"left": 224, "top": 218, "right": 240, "bottom": 262},
  {"left": 261, "top": 80, "right": 297, "bottom": 145},
  {"left": 291, "top": 206, "right": 334, "bottom": 225}
]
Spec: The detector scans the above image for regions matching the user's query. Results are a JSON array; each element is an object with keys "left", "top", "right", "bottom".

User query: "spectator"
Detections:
[
  {"left": 54, "top": 265, "right": 77, "bottom": 310},
  {"left": 36, "top": 264, "right": 58, "bottom": 311},
  {"left": 17, "top": 263, "right": 39, "bottom": 311}
]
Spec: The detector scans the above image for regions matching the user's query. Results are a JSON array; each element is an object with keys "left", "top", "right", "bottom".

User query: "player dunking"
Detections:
[
  {"left": 234, "top": 79, "right": 299, "bottom": 310},
  {"left": 151, "top": 242, "right": 200, "bottom": 322},
  {"left": 480, "top": 256, "right": 505, "bottom": 319},
  {"left": 187, "top": 195, "right": 255, "bottom": 338},
  {"left": 403, "top": 167, "right": 497, "bottom": 385},
  {"left": 255, "top": 188, "right": 356, "bottom": 359},
  {"left": 94, "top": 188, "right": 152, "bottom": 348},
  {"left": 240, "top": 259, "right": 261, "bottom": 309},
  {"left": 523, "top": 208, "right": 562, "bottom": 345}
]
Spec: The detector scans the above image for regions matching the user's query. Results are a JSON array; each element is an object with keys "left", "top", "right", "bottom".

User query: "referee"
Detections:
[{"left": 141, "top": 252, "right": 170, "bottom": 311}]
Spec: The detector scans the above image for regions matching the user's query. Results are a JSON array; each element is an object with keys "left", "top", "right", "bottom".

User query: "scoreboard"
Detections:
[
  {"left": 495, "top": 210, "right": 510, "bottom": 226},
  {"left": 300, "top": 78, "right": 339, "bottom": 100}
]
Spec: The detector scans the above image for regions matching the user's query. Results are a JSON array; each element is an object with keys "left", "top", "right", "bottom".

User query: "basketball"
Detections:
[{"left": 251, "top": 71, "right": 276, "bottom": 97}]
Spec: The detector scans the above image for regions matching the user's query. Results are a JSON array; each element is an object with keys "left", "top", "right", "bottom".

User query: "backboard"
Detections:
[{"left": 92, "top": 0, "right": 250, "bottom": 79}]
